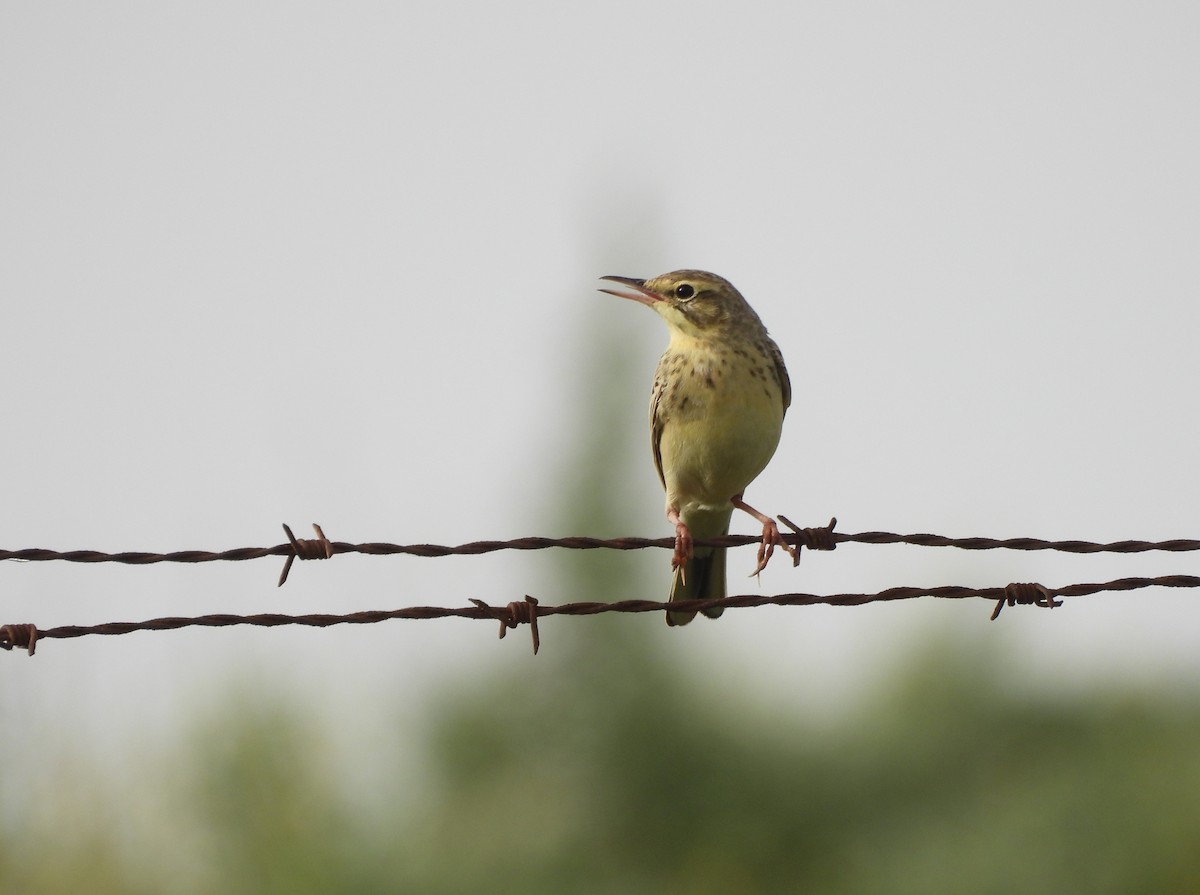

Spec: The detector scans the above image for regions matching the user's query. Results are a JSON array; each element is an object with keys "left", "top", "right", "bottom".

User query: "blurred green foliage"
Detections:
[
  {"left": 5, "top": 634, "right": 1200, "bottom": 894},
  {"left": 409, "top": 635, "right": 1200, "bottom": 895}
]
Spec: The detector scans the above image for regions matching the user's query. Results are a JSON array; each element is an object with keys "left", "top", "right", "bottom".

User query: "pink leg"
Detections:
[
  {"left": 666, "top": 505, "right": 692, "bottom": 583},
  {"left": 731, "top": 494, "right": 797, "bottom": 576}
]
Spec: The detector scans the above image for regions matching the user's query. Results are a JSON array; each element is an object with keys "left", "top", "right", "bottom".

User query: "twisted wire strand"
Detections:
[
  {"left": 4, "top": 575, "right": 1197, "bottom": 658},
  {"left": 3, "top": 522, "right": 1199, "bottom": 566}
]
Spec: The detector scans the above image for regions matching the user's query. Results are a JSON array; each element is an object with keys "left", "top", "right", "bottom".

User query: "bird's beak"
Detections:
[{"left": 599, "top": 275, "right": 661, "bottom": 306}]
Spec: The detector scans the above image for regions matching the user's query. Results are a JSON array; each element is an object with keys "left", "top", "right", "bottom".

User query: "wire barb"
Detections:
[
  {"left": 278, "top": 523, "right": 333, "bottom": 586},
  {"left": 470, "top": 596, "right": 540, "bottom": 654},
  {"left": 991, "top": 582, "right": 1063, "bottom": 620},
  {"left": 778, "top": 515, "right": 837, "bottom": 564},
  {"left": 0, "top": 623, "right": 39, "bottom": 656}
]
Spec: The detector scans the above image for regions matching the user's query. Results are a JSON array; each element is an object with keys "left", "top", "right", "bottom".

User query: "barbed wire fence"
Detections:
[{"left": 3, "top": 518, "right": 1199, "bottom": 656}]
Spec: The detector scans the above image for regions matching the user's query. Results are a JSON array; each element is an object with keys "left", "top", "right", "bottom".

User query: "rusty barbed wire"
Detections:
[
  {"left": 5, "top": 518, "right": 1198, "bottom": 656},
  {"left": 277, "top": 523, "right": 332, "bottom": 586},
  {"left": 0, "top": 624, "right": 38, "bottom": 657},
  {"left": 3, "top": 517, "right": 1200, "bottom": 583},
  {"left": 991, "top": 582, "right": 1061, "bottom": 620},
  {"left": 3, "top": 575, "right": 1198, "bottom": 657}
]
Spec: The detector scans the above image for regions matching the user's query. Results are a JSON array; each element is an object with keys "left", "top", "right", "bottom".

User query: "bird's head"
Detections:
[{"left": 600, "top": 270, "right": 755, "bottom": 339}]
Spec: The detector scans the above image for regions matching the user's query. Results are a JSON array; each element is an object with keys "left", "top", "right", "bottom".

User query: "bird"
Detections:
[{"left": 600, "top": 270, "right": 795, "bottom": 625}]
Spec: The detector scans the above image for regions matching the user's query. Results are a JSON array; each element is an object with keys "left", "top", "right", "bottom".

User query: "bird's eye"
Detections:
[{"left": 674, "top": 284, "right": 695, "bottom": 300}]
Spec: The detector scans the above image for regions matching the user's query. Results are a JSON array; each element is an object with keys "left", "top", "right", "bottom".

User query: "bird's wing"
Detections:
[
  {"left": 649, "top": 356, "right": 668, "bottom": 489},
  {"left": 768, "top": 337, "right": 792, "bottom": 414}
]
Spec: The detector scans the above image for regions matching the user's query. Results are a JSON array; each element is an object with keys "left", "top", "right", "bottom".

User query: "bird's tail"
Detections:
[{"left": 667, "top": 543, "right": 727, "bottom": 626}]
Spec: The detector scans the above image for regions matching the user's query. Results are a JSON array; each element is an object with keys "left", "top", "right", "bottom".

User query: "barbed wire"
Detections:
[
  {"left": 3, "top": 518, "right": 1199, "bottom": 586},
  {"left": 2, "top": 575, "right": 1198, "bottom": 658},
  {"left": 4, "top": 519, "right": 1198, "bottom": 656}
]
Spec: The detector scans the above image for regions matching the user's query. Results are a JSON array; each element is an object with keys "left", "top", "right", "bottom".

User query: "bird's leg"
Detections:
[
  {"left": 666, "top": 506, "right": 692, "bottom": 583},
  {"left": 731, "top": 493, "right": 797, "bottom": 576}
]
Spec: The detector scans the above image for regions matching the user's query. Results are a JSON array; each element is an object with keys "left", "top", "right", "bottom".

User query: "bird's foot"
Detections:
[
  {"left": 749, "top": 517, "right": 797, "bottom": 577},
  {"left": 732, "top": 493, "right": 798, "bottom": 577},
  {"left": 671, "top": 520, "right": 693, "bottom": 583}
]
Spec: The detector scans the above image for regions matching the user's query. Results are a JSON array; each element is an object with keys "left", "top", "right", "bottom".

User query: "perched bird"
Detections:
[{"left": 600, "top": 270, "right": 795, "bottom": 625}]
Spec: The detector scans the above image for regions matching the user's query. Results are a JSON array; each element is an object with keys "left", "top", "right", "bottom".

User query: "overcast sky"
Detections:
[{"left": 3, "top": 2, "right": 1199, "bottom": 778}]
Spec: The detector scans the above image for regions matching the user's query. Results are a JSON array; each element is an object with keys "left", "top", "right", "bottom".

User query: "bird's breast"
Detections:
[{"left": 653, "top": 343, "right": 786, "bottom": 509}]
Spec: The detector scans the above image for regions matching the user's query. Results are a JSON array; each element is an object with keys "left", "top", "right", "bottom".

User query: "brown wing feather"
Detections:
[
  {"left": 649, "top": 354, "right": 668, "bottom": 488},
  {"left": 765, "top": 336, "right": 791, "bottom": 414}
]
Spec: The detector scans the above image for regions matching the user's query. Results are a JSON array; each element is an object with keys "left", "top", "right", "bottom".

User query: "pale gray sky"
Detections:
[{"left": 3, "top": 1, "right": 1199, "bottom": 782}]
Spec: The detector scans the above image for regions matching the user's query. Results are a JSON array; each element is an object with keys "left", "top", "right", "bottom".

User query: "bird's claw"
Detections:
[
  {"left": 672, "top": 521, "right": 693, "bottom": 584},
  {"left": 748, "top": 518, "right": 797, "bottom": 577}
]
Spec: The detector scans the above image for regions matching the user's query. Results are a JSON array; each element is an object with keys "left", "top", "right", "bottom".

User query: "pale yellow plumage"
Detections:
[{"left": 601, "top": 270, "right": 793, "bottom": 625}]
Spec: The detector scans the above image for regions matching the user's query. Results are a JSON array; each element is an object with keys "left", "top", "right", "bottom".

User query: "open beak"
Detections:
[{"left": 599, "top": 275, "right": 661, "bottom": 307}]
